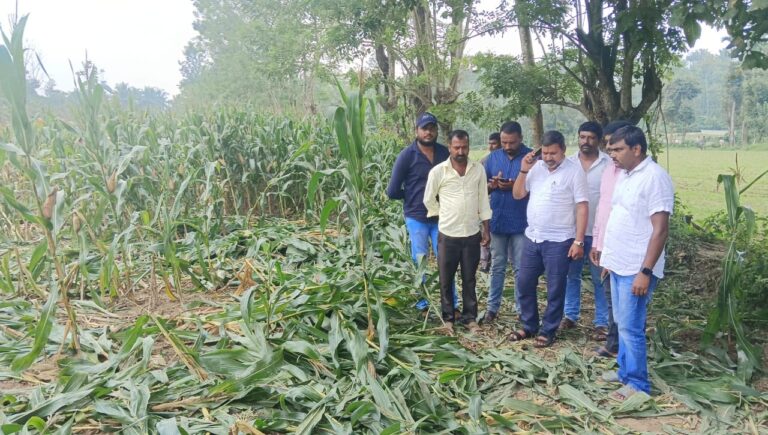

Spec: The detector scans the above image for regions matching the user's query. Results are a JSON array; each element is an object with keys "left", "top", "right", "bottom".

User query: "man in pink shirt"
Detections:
[{"left": 589, "top": 121, "right": 632, "bottom": 357}]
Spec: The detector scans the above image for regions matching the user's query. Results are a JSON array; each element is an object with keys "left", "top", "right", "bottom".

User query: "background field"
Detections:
[
  {"left": 471, "top": 147, "right": 768, "bottom": 220},
  {"left": 659, "top": 148, "right": 768, "bottom": 220}
]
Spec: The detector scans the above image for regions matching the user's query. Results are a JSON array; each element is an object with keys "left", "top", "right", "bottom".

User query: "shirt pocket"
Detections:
[{"left": 547, "top": 182, "right": 572, "bottom": 202}]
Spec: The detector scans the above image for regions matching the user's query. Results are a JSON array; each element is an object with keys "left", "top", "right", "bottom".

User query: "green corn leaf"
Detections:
[
  {"left": 295, "top": 405, "right": 326, "bottom": 435},
  {"left": 8, "top": 387, "right": 93, "bottom": 424},
  {"left": 155, "top": 418, "right": 182, "bottom": 435},
  {"left": 438, "top": 369, "right": 464, "bottom": 383},
  {"left": 613, "top": 391, "right": 652, "bottom": 414},
  {"left": 380, "top": 422, "right": 401, "bottom": 435},
  {"left": 558, "top": 384, "right": 607, "bottom": 419},
  {"left": 371, "top": 285, "right": 389, "bottom": 362},
  {"left": 11, "top": 282, "right": 58, "bottom": 372},
  {"left": 27, "top": 239, "right": 48, "bottom": 281},
  {"left": 0, "top": 186, "right": 43, "bottom": 226},
  {"left": 499, "top": 398, "right": 556, "bottom": 416},
  {"left": 469, "top": 394, "right": 482, "bottom": 421}
]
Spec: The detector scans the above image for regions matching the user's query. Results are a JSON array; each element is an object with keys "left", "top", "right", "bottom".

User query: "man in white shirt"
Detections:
[
  {"left": 510, "top": 131, "right": 589, "bottom": 348},
  {"left": 424, "top": 130, "right": 492, "bottom": 335},
  {"left": 562, "top": 122, "right": 612, "bottom": 338},
  {"left": 601, "top": 126, "right": 674, "bottom": 399}
]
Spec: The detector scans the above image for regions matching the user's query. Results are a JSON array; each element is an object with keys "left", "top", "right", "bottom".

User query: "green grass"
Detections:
[
  {"left": 659, "top": 148, "right": 768, "bottom": 220},
  {"left": 471, "top": 147, "right": 768, "bottom": 221}
]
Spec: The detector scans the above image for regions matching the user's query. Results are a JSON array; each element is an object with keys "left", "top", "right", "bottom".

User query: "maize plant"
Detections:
[{"left": 0, "top": 16, "right": 766, "bottom": 435}]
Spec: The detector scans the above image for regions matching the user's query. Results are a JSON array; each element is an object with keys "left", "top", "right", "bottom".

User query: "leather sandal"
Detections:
[
  {"left": 507, "top": 330, "right": 531, "bottom": 342},
  {"left": 533, "top": 335, "right": 555, "bottom": 348},
  {"left": 592, "top": 326, "right": 608, "bottom": 341}
]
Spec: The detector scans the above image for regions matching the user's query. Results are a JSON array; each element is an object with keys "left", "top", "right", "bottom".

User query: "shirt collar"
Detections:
[
  {"left": 568, "top": 150, "right": 610, "bottom": 169},
  {"left": 536, "top": 157, "right": 570, "bottom": 173},
  {"left": 626, "top": 156, "right": 653, "bottom": 175},
  {"left": 440, "top": 158, "right": 478, "bottom": 174},
  {"left": 492, "top": 145, "right": 530, "bottom": 160}
]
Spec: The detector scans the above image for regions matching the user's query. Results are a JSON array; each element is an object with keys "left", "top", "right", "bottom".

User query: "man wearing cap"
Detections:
[{"left": 387, "top": 112, "right": 456, "bottom": 310}]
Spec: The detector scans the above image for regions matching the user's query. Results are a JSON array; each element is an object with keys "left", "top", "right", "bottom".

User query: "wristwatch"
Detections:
[
  {"left": 573, "top": 240, "right": 584, "bottom": 247},
  {"left": 640, "top": 267, "right": 653, "bottom": 276}
]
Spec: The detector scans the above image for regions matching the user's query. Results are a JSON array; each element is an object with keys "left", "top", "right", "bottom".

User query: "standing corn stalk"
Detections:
[
  {"left": 703, "top": 167, "right": 768, "bottom": 376},
  {"left": 0, "top": 15, "right": 80, "bottom": 361},
  {"left": 333, "top": 87, "right": 376, "bottom": 339}
]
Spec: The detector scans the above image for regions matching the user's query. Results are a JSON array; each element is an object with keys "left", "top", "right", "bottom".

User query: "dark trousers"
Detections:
[
  {"left": 437, "top": 232, "right": 481, "bottom": 323},
  {"left": 517, "top": 237, "right": 572, "bottom": 339},
  {"left": 603, "top": 272, "right": 619, "bottom": 353}
]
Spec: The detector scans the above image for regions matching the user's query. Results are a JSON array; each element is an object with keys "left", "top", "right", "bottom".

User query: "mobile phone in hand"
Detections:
[{"left": 533, "top": 148, "right": 542, "bottom": 159}]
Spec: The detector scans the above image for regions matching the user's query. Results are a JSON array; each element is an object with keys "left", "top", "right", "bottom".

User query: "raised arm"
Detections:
[{"left": 512, "top": 150, "right": 536, "bottom": 199}]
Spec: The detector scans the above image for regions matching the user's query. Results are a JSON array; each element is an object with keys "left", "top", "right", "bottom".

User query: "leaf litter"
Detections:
[{"left": 1, "top": 220, "right": 766, "bottom": 434}]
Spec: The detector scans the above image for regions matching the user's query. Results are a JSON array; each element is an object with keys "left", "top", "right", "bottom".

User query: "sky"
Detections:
[
  {"left": 0, "top": 0, "right": 196, "bottom": 96},
  {"left": 1, "top": 0, "right": 729, "bottom": 97}
]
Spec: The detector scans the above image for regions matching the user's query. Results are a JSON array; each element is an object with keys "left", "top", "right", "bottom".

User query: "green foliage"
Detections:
[
  {"left": 464, "top": 53, "right": 580, "bottom": 128},
  {"left": 702, "top": 167, "right": 768, "bottom": 373},
  {"left": 474, "top": 0, "right": 768, "bottom": 126},
  {"left": 178, "top": 0, "right": 337, "bottom": 112},
  {"left": 179, "top": 0, "right": 482, "bottom": 126}
]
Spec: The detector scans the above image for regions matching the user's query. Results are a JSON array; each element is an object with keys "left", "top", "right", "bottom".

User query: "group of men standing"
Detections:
[{"left": 386, "top": 112, "right": 674, "bottom": 400}]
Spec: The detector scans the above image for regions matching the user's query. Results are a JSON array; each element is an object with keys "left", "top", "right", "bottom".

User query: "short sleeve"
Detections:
[
  {"left": 646, "top": 168, "right": 674, "bottom": 216},
  {"left": 572, "top": 168, "right": 589, "bottom": 203}
]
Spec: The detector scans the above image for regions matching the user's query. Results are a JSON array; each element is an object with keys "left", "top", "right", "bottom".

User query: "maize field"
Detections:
[{"left": 1, "top": 17, "right": 766, "bottom": 434}]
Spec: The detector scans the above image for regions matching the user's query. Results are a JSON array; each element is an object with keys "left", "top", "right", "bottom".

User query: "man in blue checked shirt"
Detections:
[
  {"left": 386, "top": 112, "right": 456, "bottom": 311},
  {"left": 482, "top": 121, "right": 531, "bottom": 323}
]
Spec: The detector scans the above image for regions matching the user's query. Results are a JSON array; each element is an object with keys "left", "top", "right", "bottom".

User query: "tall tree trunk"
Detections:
[
  {"left": 729, "top": 100, "right": 736, "bottom": 146},
  {"left": 411, "top": 5, "right": 432, "bottom": 114},
  {"left": 740, "top": 117, "right": 746, "bottom": 146},
  {"left": 375, "top": 44, "right": 398, "bottom": 112},
  {"left": 519, "top": 24, "right": 543, "bottom": 145}
]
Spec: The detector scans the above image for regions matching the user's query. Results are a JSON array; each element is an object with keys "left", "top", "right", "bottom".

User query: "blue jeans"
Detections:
[
  {"left": 517, "top": 237, "right": 572, "bottom": 339},
  {"left": 487, "top": 232, "right": 526, "bottom": 314},
  {"left": 611, "top": 272, "right": 658, "bottom": 394},
  {"left": 564, "top": 236, "right": 609, "bottom": 327},
  {"left": 404, "top": 217, "right": 457, "bottom": 308}
]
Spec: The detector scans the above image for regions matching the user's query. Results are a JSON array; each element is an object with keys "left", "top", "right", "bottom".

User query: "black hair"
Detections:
[
  {"left": 541, "top": 130, "right": 566, "bottom": 150},
  {"left": 578, "top": 121, "right": 603, "bottom": 139},
  {"left": 488, "top": 132, "right": 500, "bottom": 142},
  {"left": 448, "top": 129, "right": 470, "bottom": 142},
  {"left": 609, "top": 125, "right": 648, "bottom": 153},
  {"left": 499, "top": 121, "right": 523, "bottom": 136},
  {"left": 604, "top": 120, "right": 633, "bottom": 136}
]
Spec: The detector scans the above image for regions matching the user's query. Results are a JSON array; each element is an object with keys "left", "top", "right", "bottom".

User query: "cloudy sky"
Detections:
[
  {"left": 1, "top": 0, "right": 728, "bottom": 96},
  {"left": 1, "top": 0, "right": 196, "bottom": 95}
]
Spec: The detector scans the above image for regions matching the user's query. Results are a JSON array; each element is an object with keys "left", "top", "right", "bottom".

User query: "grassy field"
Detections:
[
  {"left": 471, "top": 147, "right": 768, "bottom": 220},
  {"left": 659, "top": 148, "right": 768, "bottom": 220}
]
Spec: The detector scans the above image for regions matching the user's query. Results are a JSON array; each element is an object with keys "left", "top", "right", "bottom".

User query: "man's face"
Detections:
[
  {"left": 603, "top": 134, "right": 616, "bottom": 165},
  {"left": 488, "top": 139, "right": 500, "bottom": 152},
  {"left": 449, "top": 136, "right": 470, "bottom": 163},
  {"left": 541, "top": 143, "right": 565, "bottom": 169},
  {"left": 606, "top": 139, "right": 641, "bottom": 170},
  {"left": 500, "top": 132, "right": 523, "bottom": 156},
  {"left": 416, "top": 123, "right": 438, "bottom": 146},
  {"left": 578, "top": 130, "right": 600, "bottom": 154}
]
